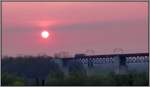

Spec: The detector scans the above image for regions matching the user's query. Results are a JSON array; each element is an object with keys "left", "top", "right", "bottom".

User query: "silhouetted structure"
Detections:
[
  {"left": 59, "top": 53, "right": 149, "bottom": 75},
  {"left": 1, "top": 52, "right": 149, "bottom": 86}
]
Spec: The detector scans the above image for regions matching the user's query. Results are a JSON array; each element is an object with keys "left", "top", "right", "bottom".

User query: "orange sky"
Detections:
[{"left": 2, "top": 2, "right": 148, "bottom": 57}]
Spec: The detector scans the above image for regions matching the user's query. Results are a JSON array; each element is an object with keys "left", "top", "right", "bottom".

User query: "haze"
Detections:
[{"left": 2, "top": 2, "right": 148, "bottom": 57}]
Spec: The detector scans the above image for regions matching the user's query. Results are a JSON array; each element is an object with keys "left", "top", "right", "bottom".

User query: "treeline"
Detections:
[{"left": 1, "top": 56, "right": 149, "bottom": 86}]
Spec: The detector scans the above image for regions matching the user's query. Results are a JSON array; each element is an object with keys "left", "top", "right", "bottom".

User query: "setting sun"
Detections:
[{"left": 41, "top": 30, "right": 49, "bottom": 39}]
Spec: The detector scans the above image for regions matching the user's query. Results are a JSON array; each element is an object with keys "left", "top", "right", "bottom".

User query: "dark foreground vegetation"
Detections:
[{"left": 2, "top": 56, "right": 149, "bottom": 86}]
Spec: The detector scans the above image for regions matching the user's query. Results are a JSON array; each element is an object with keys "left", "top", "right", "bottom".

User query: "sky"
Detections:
[{"left": 2, "top": 2, "right": 148, "bottom": 57}]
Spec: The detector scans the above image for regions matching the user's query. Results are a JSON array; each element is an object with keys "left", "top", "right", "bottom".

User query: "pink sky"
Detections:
[{"left": 2, "top": 2, "right": 148, "bottom": 57}]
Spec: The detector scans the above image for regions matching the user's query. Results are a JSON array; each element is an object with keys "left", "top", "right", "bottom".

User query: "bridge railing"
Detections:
[{"left": 60, "top": 53, "right": 149, "bottom": 74}]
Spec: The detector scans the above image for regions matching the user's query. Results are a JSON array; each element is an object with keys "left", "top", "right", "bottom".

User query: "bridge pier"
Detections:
[{"left": 114, "top": 55, "right": 128, "bottom": 74}]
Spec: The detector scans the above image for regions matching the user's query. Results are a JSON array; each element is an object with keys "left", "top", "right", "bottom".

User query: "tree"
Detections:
[
  {"left": 1, "top": 72, "right": 25, "bottom": 86},
  {"left": 54, "top": 51, "right": 71, "bottom": 58},
  {"left": 46, "top": 63, "right": 65, "bottom": 85},
  {"left": 66, "top": 59, "right": 87, "bottom": 85}
]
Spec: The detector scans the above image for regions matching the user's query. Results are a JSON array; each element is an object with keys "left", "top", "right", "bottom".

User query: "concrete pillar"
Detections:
[
  {"left": 114, "top": 55, "right": 128, "bottom": 74},
  {"left": 86, "top": 58, "right": 94, "bottom": 76},
  {"left": 114, "top": 55, "right": 120, "bottom": 74},
  {"left": 88, "top": 58, "right": 93, "bottom": 69}
]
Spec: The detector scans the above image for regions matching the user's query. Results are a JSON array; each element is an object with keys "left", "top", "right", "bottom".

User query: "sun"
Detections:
[{"left": 41, "top": 30, "right": 49, "bottom": 39}]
